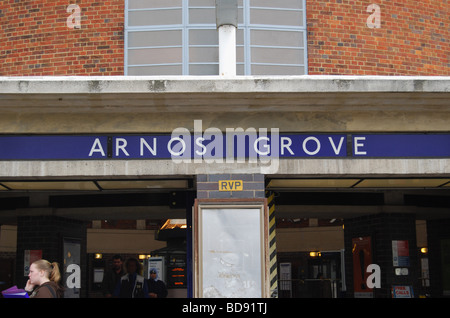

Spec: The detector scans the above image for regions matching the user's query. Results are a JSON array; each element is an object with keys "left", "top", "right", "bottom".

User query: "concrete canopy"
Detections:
[
  {"left": 0, "top": 76, "right": 448, "bottom": 119},
  {"left": 0, "top": 75, "right": 448, "bottom": 179},
  {"left": 0, "top": 76, "right": 449, "bottom": 222}
]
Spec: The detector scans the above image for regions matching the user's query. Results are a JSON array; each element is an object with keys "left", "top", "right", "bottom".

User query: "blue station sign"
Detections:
[{"left": 0, "top": 134, "right": 449, "bottom": 160}]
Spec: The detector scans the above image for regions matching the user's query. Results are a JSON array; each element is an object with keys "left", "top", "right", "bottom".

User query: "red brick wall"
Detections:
[
  {"left": 307, "top": 0, "right": 449, "bottom": 75},
  {"left": 1, "top": 1, "right": 448, "bottom": 76},
  {"left": 0, "top": 1, "right": 124, "bottom": 76}
]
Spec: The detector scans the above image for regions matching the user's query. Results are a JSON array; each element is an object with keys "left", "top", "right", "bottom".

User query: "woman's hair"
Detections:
[{"left": 32, "top": 259, "right": 61, "bottom": 283}]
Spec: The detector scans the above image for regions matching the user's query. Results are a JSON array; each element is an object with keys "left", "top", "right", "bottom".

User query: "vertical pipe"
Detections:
[
  {"left": 216, "top": 0, "right": 238, "bottom": 77},
  {"left": 218, "top": 25, "right": 236, "bottom": 77}
]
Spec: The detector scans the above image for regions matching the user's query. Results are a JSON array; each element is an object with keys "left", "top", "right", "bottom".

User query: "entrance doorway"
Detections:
[
  {"left": 0, "top": 178, "right": 195, "bottom": 298},
  {"left": 1, "top": 177, "right": 449, "bottom": 298},
  {"left": 277, "top": 250, "right": 343, "bottom": 298}
]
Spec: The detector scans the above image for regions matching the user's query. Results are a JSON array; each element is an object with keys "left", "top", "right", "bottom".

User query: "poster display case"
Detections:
[{"left": 193, "top": 199, "right": 269, "bottom": 298}]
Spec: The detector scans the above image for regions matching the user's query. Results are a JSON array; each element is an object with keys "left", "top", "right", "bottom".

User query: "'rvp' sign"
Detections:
[{"left": 219, "top": 180, "right": 243, "bottom": 191}]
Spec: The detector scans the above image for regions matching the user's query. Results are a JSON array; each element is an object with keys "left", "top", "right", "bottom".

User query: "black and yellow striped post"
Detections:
[{"left": 266, "top": 191, "right": 278, "bottom": 298}]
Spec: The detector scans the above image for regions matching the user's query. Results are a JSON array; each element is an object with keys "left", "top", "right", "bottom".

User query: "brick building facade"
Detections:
[
  {"left": 1, "top": 1, "right": 448, "bottom": 76},
  {"left": 0, "top": 1, "right": 124, "bottom": 76},
  {"left": 0, "top": 0, "right": 449, "bottom": 299},
  {"left": 307, "top": 0, "right": 449, "bottom": 75}
]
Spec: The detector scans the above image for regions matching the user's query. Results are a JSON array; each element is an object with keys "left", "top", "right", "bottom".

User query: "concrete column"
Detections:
[
  {"left": 194, "top": 173, "right": 270, "bottom": 297},
  {"left": 196, "top": 174, "right": 265, "bottom": 199}
]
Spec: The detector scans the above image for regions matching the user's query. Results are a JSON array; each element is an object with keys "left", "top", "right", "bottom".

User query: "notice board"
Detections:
[{"left": 193, "top": 199, "right": 269, "bottom": 298}]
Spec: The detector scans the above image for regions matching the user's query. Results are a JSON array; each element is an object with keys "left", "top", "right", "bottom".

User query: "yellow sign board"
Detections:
[{"left": 218, "top": 180, "right": 243, "bottom": 191}]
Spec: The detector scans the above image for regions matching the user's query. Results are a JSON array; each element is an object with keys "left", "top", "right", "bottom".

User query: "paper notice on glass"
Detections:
[{"left": 201, "top": 208, "right": 263, "bottom": 298}]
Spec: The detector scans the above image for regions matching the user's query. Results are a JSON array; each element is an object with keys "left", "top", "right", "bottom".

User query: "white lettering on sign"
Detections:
[
  {"left": 354, "top": 136, "right": 367, "bottom": 155},
  {"left": 195, "top": 137, "right": 207, "bottom": 156},
  {"left": 140, "top": 138, "right": 157, "bottom": 156},
  {"left": 194, "top": 120, "right": 223, "bottom": 164},
  {"left": 88, "top": 138, "right": 105, "bottom": 157},
  {"left": 168, "top": 136, "right": 187, "bottom": 157},
  {"left": 329, "top": 136, "right": 345, "bottom": 155},
  {"left": 281, "top": 137, "right": 294, "bottom": 155},
  {"left": 116, "top": 138, "right": 129, "bottom": 157},
  {"left": 300, "top": 136, "right": 345, "bottom": 156},
  {"left": 84, "top": 120, "right": 354, "bottom": 166},
  {"left": 254, "top": 136, "right": 270, "bottom": 156},
  {"left": 302, "top": 136, "right": 321, "bottom": 155}
]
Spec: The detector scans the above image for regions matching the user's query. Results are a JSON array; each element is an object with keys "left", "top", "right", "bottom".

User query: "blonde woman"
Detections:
[{"left": 25, "top": 259, "right": 63, "bottom": 298}]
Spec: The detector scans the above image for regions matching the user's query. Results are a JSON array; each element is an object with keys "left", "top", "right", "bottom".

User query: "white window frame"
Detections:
[{"left": 125, "top": 0, "right": 307, "bottom": 75}]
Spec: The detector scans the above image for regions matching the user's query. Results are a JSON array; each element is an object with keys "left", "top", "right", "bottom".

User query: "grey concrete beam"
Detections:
[
  {"left": 1, "top": 76, "right": 448, "bottom": 94},
  {"left": 0, "top": 76, "right": 448, "bottom": 133},
  {"left": 0, "top": 76, "right": 448, "bottom": 113},
  {"left": 0, "top": 158, "right": 448, "bottom": 179}
]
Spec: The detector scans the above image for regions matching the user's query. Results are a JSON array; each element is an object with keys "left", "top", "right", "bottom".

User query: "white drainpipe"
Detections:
[{"left": 216, "top": 0, "right": 238, "bottom": 77}]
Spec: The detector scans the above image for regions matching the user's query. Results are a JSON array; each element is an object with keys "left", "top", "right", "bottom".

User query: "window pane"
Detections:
[
  {"left": 189, "top": 29, "right": 218, "bottom": 45},
  {"left": 128, "top": 0, "right": 182, "bottom": 10},
  {"left": 250, "top": 9, "right": 303, "bottom": 26},
  {"left": 189, "top": 64, "right": 219, "bottom": 75},
  {"left": 128, "top": 30, "right": 182, "bottom": 47},
  {"left": 236, "top": 46, "right": 244, "bottom": 63},
  {"left": 128, "top": 9, "right": 182, "bottom": 27},
  {"left": 251, "top": 29, "right": 303, "bottom": 47},
  {"left": 189, "top": 8, "right": 216, "bottom": 24},
  {"left": 190, "top": 47, "right": 218, "bottom": 63},
  {"left": 190, "top": 0, "right": 215, "bottom": 6},
  {"left": 238, "top": 7, "right": 244, "bottom": 24},
  {"left": 236, "top": 64, "right": 245, "bottom": 75},
  {"left": 128, "top": 47, "right": 182, "bottom": 65},
  {"left": 250, "top": 0, "right": 303, "bottom": 10},
  {"left": 252, "top": 64, "right": 304, "bottom": 75},
  {"left": 236, "top": 29, "right": 244, "bottom": 45},
  {"left": 251, "top": 47, "right": 304, "bottom": 65},
  {"left": 128, "top": 65, "right": 182, "bottom": 75}
]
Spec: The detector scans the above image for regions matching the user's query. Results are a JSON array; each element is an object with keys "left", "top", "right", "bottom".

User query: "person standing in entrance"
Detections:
[
  {"left": 148, "top": 268, "right": 168, "bottom": 298},
  {"left": 25, "top": 259, "right": 64, "bottom": 298},
  {"left": 113, "top": 257, "right": 149, "bottom": 298},
  {"left": 101, "top": 254, "right": 125, "bottom": 298}
]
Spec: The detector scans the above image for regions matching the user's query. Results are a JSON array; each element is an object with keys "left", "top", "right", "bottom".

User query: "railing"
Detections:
[{"left": 278, "top": 279, "right": 342, "bottom": 298}]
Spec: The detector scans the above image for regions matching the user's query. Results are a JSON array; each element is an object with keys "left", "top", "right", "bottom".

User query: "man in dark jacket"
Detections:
[
  {"left": 148, "top": 269, "right": 168, "bottom": 298},
  {"left": 101, "top": 255, "right": 124, "bottom": 298}
]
